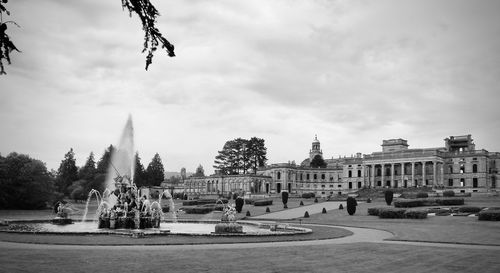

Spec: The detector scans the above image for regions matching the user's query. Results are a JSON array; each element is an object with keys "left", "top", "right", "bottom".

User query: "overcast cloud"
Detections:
[{"left": 1, "top": 0, "right": 500, "bottom": 174}]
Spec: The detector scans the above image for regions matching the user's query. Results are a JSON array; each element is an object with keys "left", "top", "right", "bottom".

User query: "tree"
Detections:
[
  {"left": 0, "top": 152, "right": 56, "bottom": 209},
  {"left": 0, "top": 0, "right": 174, "bottom": 75},
  {"left": 310, "top": 154, "right": 327, "bottom": 168},
  {"left": 194, "top": 164, "right": 205, "bottom": 177},
  {"left": 133, "top": 152, "right": 147, "bottom": 187},
  {"left": 247, "top": 137, "right": 268, "bottom": 174},
  {"left": 79, "top": 152, "right": 97, "bottom": 182},
  {"left": 180, "top": 167, "right": 186, "bottom": 181},
  {"left": 214, "top": 137, "right": 267, "bottom": 175},
  {"left": 146, "top": 153, "right": 164, "bottom": 186},
  {"left": 56, "top": 148, "right": 79, "bottom": 195}
]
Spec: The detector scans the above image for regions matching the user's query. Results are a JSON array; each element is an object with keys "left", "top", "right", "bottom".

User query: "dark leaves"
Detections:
[
  {"left": 1, "top": 1, "right": 20, "bottom": 75},
  {"left": 122, "top": 0, "right": 175, "bottom": 70}
]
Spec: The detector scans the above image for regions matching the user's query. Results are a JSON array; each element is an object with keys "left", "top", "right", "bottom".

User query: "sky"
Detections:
[{"left": 1, "top": 0, "right": 500, "bottom": 175}]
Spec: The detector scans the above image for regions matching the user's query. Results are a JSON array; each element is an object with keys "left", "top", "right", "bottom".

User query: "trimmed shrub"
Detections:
[
  {"left": 458, "top": 206, "right": 481, "bottom": 213},
  {"left": 314, "top": 197, "right": 319, "bottom": 203},
  {"left": 244, "top": 199, "right": 254, "bottom": 205},
  {"left": 302, "top": 192, "right": 315, "bottom": 199},
  {"left": 339, "top": 204, "right": 344, "bottom": 210},
  {"left": 322, "top": 207, "right": 327, "bottom": 214},
  {"left": 346, "top": 197, "right": 357, "bottom": 215},
  {"left": 367, "top": 207, "right": 380, "bottom": 216},
  {"left": 416, "top": 192, "right": 428, "bottom": 198},
  {"left": 304, "top": 211, "right": 310, "bottom": 218},
  {"left": 282, "top": 191, "right": 289, "bottom": 208},
  {"left": 182, "top": 200, "right": 198, "bottom": 206},
  {"left": 385, "top": 190, "right": 394, "bottom": 205},
  {"left": 246, "top": 210, "right": 251, "bottom": 217},
  {"left": 404, "top": 210, "right": 428, "bottom": 219},
  {"left": 394, "top": 199, "right": 425, "bottom": 208},
  {"left": 436, "top": 198, "right": 464, "bottom": 206},
  {"left": 443, "top": 190, "right": 455, "bottom": 197},
  {"left": 265, "top": 207, "right": 271, "bottom": 213},
  {"left": 254, "top": 199, "right": 273, "bottom": 206},
  {"left": 379, "top": 208, "right": 406, "bottom": 219},
  {"left": 183, "top": 206, "right": 213, "bottom": 214},
  {"left": 299, "top": 200, "right": 304, "bottom": 206},
  {"left": 478, "top": 210, "right": 500, "bottom": 221},
  {"left": 235, "top": 197, "right": 244, "bottom": 213},
  {"left": 427, "top": 208, "right": 450, "bottom": 214}
]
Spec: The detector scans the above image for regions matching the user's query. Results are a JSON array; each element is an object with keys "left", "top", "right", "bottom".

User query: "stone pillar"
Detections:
[
  {"left": 433, "top": 161, "right": 437, "bottom": 187},
  {"left": 371, "top": 164, "right": 376, "bottom": 187},
  {"left": 381, "top": 164, "right": 385, "bottom": 188},
  {"left": 422, "top": 161, "right": 426, "bottom": 187},
  {"left": 440, "top": 163, "right": 444, "bottom": 186},
  {"left": 362, "top": 164, "right": 366, "bottom": 187},
  {"left": 391, "top": 163, "right": 395, "bottom": 188},
  {"left": 411, "top": 162, "right": 415, "bottom": 187},
  {"left": 401, "top": 162, "right": 405, "bottom": 188}
]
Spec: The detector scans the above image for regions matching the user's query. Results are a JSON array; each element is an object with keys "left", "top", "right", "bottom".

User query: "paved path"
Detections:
[
  {"left": 250, "top": 201, "right": 346, "bottom": 219},
  {"left": 2, "top": 224, "right": 498, "bottom": 251}
]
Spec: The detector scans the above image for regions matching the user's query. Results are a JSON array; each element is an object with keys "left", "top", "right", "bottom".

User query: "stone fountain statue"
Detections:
[
  {"left": 214, "top": 202, "right": 243, "bottom": 234},
  {"left": 51, "top": 202, "right": 74, "bottom": 225}
]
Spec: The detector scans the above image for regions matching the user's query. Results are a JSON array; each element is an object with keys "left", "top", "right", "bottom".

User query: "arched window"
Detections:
[
  {"left": 377, "top": 168, "right": 381, "bottom": 176},
  {"left": 449, "top": 166, "right": 453, "bottom": 174},
  {"left": 357, "top": 170, "right": 362, "bottom": 177},
  {"left": 277, "top": 172, "right": 281, "bottom": 180},
  {"left": 321, "top": 174, "right": 325, "bottom": 180},
  {"left": 313, "top": 174, "right": 317, "bottom": 180},
  {"left": 306, "top": 173, "right": 310, "bottom": 180},
  {"left": 348, "top": 170, "right": 352, "bottom": 178},
  {"left": 472, "top": 164, "right": 478, "bottom": 173}
]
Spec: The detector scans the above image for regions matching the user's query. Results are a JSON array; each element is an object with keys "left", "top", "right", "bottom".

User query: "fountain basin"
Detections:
[{"left": 2, "top": 220, "right": 311, "bottom": 237}]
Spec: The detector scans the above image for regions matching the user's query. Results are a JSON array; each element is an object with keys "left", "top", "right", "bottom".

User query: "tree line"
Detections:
[{"left": 0, "top": 146, "right": 166, "bottom": 209}]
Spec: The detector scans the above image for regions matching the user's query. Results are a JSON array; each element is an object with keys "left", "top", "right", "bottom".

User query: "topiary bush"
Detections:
[
  {"left": 282, "top": 191, "right": 289, "bottom": 208},
  {"left": 304, "top": 211, "right": 310, "bottom": 218},
  {"left": 394, "top": 199, "right": 426, "bottom": 208},
  {"left": 404, "top": 210, "right": 428, "bottom": 219},
  {"left": 314, "top": 197, "right": 319, "bottom": 203},
  {"left": 235, "top": 197, "right": 244, "bottom": 213},
  {"left": 339, "top": 204, "right": 343, "bottom": 210},
  {"left": 416, "top": 192, "right": 428, "bottom": 198},
  {"left": 478, "top": 210, "right": 500, "bottom": 221},
  {"left": 299, "top": 200, "right": 304, "bottom": 206},
  {"left": 254, "top": 199, "right": 273, "bottom": 206},
  {"left": 265, "top": 207, "right": 270, "bottom": 213},
  {"left": 385, "top": 190, "right": 394, "bottom": 205},
  {"left": 322, "top": 207, "right": 327, "bottom": 214},
  {"left": 346, "top": 197, "right": 357, "bottom": 215},
  {"left": 246, "top": 210, "right": 251, "bottom": 217},
  {"left": 443, "top": 190, "right": 455, "bottom": 197},
  {"left": 458, "top": 206, "right": 481, "bottom": 213},
  {"left": 302, "top": 192, "right": 315, "bottom": 199},
  {"left": 379, "top": 208, "right": 406, "bottom": 219}
]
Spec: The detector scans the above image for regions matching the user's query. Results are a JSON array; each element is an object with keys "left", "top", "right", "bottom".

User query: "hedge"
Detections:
[
  {"left": 458, "top": 206, "right": 482, "bottom": 213},
  {"left": 416, "top": 192, "right": 429, "bottom": 198},
  {"left": 183, "top": 206, "right": 214, "bottom": 214},
  {"left": 379, "top": 208, "right": 407, "bottom": 219},
  {"left": 244, "top": 199, "right": 254, "bottom": 205},
  {"left": 478, "top": 210, "right": 500, "bottom": 221},
  {"left": 367, "top": 207, "right": 388, "bottom": 216},
  {"left": 253, "top": 199, "right": 273, "bottom": 206},
  {"left": 394, "top": 199, "right": 425, "bottom": 208},
  {"left": 302, "top": 192, "right": 315, "bottom": 199},
  {"left": 404, "top": 210, "right": 428, "bottom": 219},
  {"left": 182, "top": 200, "right": 198, "bottom": 206},
  {"left": 435, "top": 198, "right": 464, "bottom": 206},
  {"left": 443, "top": 190, "right": 455, "bottom": 197}
]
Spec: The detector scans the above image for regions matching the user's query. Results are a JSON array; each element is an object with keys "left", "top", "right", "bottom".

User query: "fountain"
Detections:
[{"left": 2, "top": 116, "right": 312, "bottom": 238}]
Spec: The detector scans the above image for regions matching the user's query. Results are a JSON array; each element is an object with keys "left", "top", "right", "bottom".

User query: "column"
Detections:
[
  {"left": 401, "top": 162, "right": 405, "bottom": 188},
  {"left": 411, "top": 162, "right": 415, "bottom": 187},
  {"left": 381, "top": 164, "right": 385, "bottom": 187},
  {"left": 440, "top": 163, "right": 444, "bottom": 186},
  {"left": 362, "top": 164, "right": 366, "bottom": 187},
  {"left": 433, "top": 161, "right": 437, "bottom": 187},
  {"left": 371, "top": 164, "right": 375, "bottom": 188},
  {"left": 391, "top": 163, "right": 395, "bottom": 188},
  {"left": 422, "top": 161, "right": 426, "bottom": 187}
]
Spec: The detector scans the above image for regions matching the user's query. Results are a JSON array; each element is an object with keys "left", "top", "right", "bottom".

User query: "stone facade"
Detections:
[
  {"left": 184, "top": 174, "right": 272, "bottom": 197},
  {"left": 258, "top": 135, "right": 500, "bottom": 197}
]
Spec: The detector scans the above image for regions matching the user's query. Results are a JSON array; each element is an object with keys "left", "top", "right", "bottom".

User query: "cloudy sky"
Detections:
[{"left": 1, "top": 0, "right": 500, "bottom": 174}]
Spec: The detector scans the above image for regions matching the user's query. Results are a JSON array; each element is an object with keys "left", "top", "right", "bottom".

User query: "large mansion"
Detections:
[{"left": 184, "top": 135, "right": 499, "bottom": 197}]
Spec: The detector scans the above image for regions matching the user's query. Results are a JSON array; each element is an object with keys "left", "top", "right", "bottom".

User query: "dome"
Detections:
[{"left": 312, "top": 134, "right": 320, "bottom": 144}]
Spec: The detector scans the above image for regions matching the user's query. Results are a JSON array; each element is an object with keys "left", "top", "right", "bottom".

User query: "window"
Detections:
[
  {"left": 321, "top": 184, "right": 325, "bottom": 188},
  {"left": 448, "top": 166, "right": 453, "bottom": 174},
  {"left": 460, "top": 164, "right": 465, "bottom": 174},
  {"left": 377, "top": 168, "right": 381, "bottom": 176},
  {"left": 300, "top": 173, "right": 303, "bottom": 181},
  {"left": 277, "top": 172, "right": 281, "bottom": 180},
  {"left": 348, "top": 182, "right": 352, "bottom": 189},
  {"left": 460, "top": 178, "right": 465, "bottom": 187},
  {"left": 473, "top": 178, "right": 478, "bottom": 188},
  {"left": 377, "top": 181, "right": 382, "bottom": 187},
  {"left": 313, "top": 174, "right": 317, "bottom": 180},
  {"left": 358, "top": 181, "right": 362, "bottom": 188},
  {"left": 357, "top": 170, "right": 362, "bottom": 177},
  {"left": 473, "top": 164, "right": 478, "bottom": 173},
  {"left": 321, "top": 174, "right": 325, "bottom": 180},
  {"left": 448, "top": 179, "right": 453, "bottom": 187},
  {"left": 338, "top": 184, "right": 342, "bottom": 188},
  {"left": 348, "top": 170, "right": 352, "bottom": 178},
  {"left": 306, "top": 174, "right": 310, "bottom": 180}
]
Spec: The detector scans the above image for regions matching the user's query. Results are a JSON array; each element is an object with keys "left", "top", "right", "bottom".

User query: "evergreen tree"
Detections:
[
  {"left": 146, "top": 153, "right": 164, "bottom": 186},
  {"left": 78, "top": 152, "right": 97, "bottom": 181},
  {"left": 310, "top": 154, "right": 327, "bottom": 168},
  {"left": 247, "top": 137, "right": 268, "bottom": 174},
  {"left": 194, "top": 164, "right": 205, "bottom": 177},
  {"left": 133, "top": 152, "right": 147, "bottom": 187},
  {"left": 56, "top": 148, "right": 78, "bottom": 195},
  {"left": 96, "top": 145, "right": 114, "bottom": 174},
  {"left": 214, "top": 137, "right": 267, "bottom": 175}
]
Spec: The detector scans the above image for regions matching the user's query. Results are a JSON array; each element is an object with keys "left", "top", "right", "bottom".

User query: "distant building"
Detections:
[
  {"left": 183, "top": 174, "right": 272, "bottom": 197},
  {"left": 257, "top": 135, "right": 499, "bottom": 197}
]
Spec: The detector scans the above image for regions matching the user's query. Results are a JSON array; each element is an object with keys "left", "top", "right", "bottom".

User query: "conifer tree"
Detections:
[
  {"left": 133, "top": 152, "right": 147, "bottom": 187},
  {"left": 146, "top": 153, "right": 164, "bottom": 186},
  {"left": 56, "top": 148, "right": 79, "bottom": 195}
]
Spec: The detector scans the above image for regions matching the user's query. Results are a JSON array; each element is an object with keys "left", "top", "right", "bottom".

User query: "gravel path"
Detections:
[{"left": 250, "top": 201, "right": 346, "bottom": 219}]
